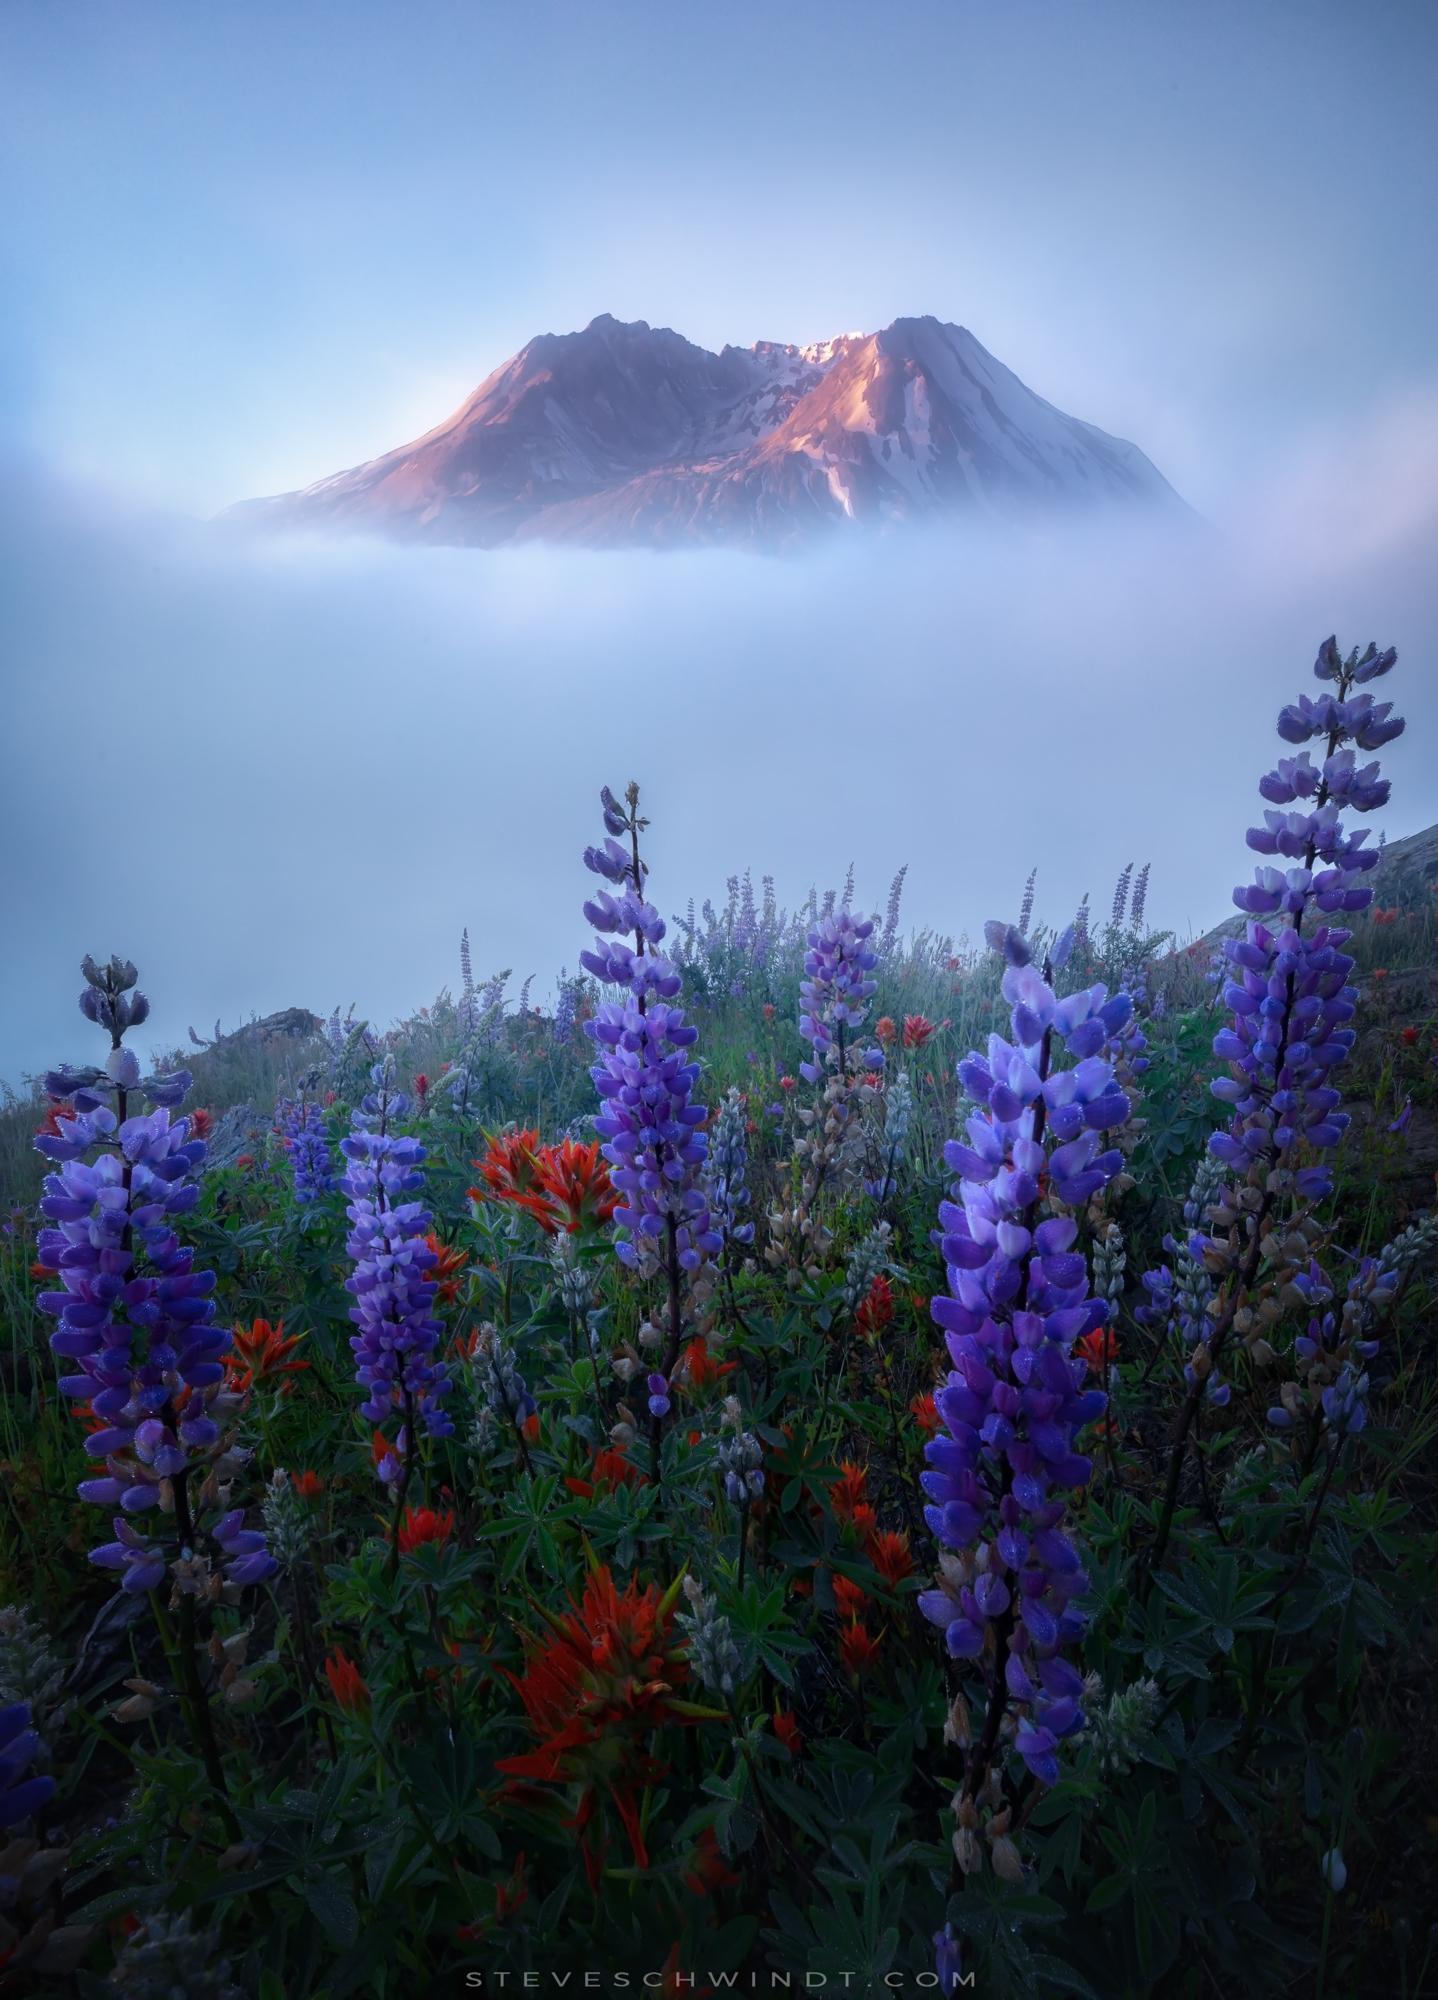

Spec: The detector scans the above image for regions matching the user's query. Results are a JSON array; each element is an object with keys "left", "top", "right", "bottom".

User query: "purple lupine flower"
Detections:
[
  {"left": 341, "top": 1061, "right": 452, "bottom": 1481},
  {"left": 1110, "top": 863, "right": 1133, "bottom": 932},
  {"left": 553, "top": 970, "right": 578, "bottom": 1046},
  {"left": 880, "top": 864, "right": 909, "bottom": 956},
  {"left": 933, "top": 1924, "right": 963, "bottom": 1997},
  {"left": 646, "top": 1372, "right": 672, "bottom": 1419},
  {"left": 580, "top": 791, "right": 721, "bottom": 1282},
  {"left": 798, "top": 908, "right": 880, "bottom": 1083},
  {"left": 1202, "top": 640, "right": 1399, "bottom": 1211},
  {"left": 1017, "top": 866, "right": 1037, "bottom": 936},
  {"left": 0, "top": 1704, "right": 56, "bottom": 1827},
  {"left": 1141, "top": 642, "right": 1404, "bottom": 1569},
  {"left": 706, "top": 1087, "right": 755, "bottom": 1252},
  {"left": 277, "top": 1096, "right": 336, "bottom": 1202},
  {"left": 35, "top": 958, "right": 275, "bottom": 1593},
  {"left": 1130, "top": 862, "right": 1151, "bottom": 933},
  {"left": 918, "top": 923, "right": 1130, "bottom": 1799},
  {"left": 459, "top": 925, "right": 476, "bottom": 1033},
  {"left": 1072, "top": 894, "right": 1091, "bottom": 959}
]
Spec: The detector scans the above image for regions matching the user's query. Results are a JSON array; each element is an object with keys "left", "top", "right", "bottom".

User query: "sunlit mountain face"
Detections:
[{"left": 225, "top": 313, "right": 1187, "bottom": 550}]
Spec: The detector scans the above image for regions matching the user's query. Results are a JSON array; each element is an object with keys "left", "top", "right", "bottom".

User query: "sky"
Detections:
[{"left": 1, "top": 0, "right": 1435, "bottom": 1082}]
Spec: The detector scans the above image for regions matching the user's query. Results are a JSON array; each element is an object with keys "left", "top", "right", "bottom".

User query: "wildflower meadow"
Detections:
[{"left": 1, "top": 636, "right": 1435, "bottom": 1999}]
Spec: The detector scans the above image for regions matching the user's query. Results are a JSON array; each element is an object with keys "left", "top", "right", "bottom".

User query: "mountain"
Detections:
[{"left": 225, "top": 313, "right": 1187, "bottom": 551}]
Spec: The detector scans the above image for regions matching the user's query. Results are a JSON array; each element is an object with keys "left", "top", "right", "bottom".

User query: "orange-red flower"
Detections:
[
  {"left": 291, "top": 1470, "right": 324, "bottom": 1500},
  {"left": 866, "top": 1528, "right": 915, "bottom": 1588},
  {"left": 682, "top": 1825, "right": 740, "bottom": 1897},
  {"left": 902, "top": 1013, "right": 936, "bottom": 1050},
  {"left": 471, "top": 1130, "right": 618, "bottom": 1235},
  {"left": 909, "top": 1391, "right": 939, "bottom": 1436},
  {"left": 1075, "top": 1327, "right": 1120, "bottom": 1376},
  {"left": 324, "top": 1649, "right": 370, "bottom": 1715},
  {"left": 838, "top": 1621, "right": 883, "bottom": 1678},
  {"left": 495, "top": 1850, "right": 528, "bottom": 1923},
  {"left": 564, "top": 1446, "right": 645, "bottom": 1499},
  {"left": 830, "top": 1459, "right": 871, "bottom": 1523},
  {"left": 188, "top": 1107, "right": 214, "bottom": 1141},
  {"left": 530, "top": 1137, "right": 619, "bottom": 1234},
  {"left": 470, "top": 1128, "right": 547, "bottom": 1219},
  {"left": 778, "top": 1075, "right": 798, "bottom": 1093},
  {"left": 1372, "top": 907, "right": 1400, "bottom": 926},
  {"left": 855, "top": 1275, "right": 894, "bottom": 1341},
  {"left": 34, "top": 1101, "right": 75, "bottom": 1139},
  {"left": 773, "top": 1707, "right": 803, "bottom": 1756},
  {"left": 225, "top": 1318, "right": 309, "bottom": 1395},
  {"left": 497, "top": 1566, "right": 701, "bottom": 1883},
  {"left": 396, "top": 1506, "right": 455, "bottom": 1553},
  {"left": 424, "top": 1231, "right": 470, "bottom": 1303},
  {"left": 832, "top": 1574, "right": 868, "bottom": 1621},
  {"left": 874, "top": 1016, "right": 897, "bottom": 1044},
  {"left": 1401, "top": 1025, "right": 1419, "bottom": 1046},
  {"left": 676, "top": 1337, "right": 738, "bottom": 1392}
]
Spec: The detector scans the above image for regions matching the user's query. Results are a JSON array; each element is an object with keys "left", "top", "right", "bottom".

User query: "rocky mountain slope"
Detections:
[{"left": 225, "top": 314, "right": 1186, "bottom": 551}]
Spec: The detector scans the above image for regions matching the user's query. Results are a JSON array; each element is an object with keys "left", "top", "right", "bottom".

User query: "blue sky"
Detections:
[
  {"left": 3, "top": 0, "right": 1435, "bottom": 513},
  {"left": 1, "top": 1, "right": 1435, "bottom": 1081}
]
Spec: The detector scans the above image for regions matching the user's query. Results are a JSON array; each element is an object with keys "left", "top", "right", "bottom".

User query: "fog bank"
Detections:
[{"left": 3, "top": 393, "right": 1435, "bottom": 1086}]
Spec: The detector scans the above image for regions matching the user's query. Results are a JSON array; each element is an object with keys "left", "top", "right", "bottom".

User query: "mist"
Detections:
[{"left": 3, "top": 388, "right": 1435, "bottom": 1089}]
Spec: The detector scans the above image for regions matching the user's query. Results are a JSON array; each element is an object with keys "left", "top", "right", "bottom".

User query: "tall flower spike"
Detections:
[
  {"left": 1207, "top": 638, "right": 1398, "bottom": 1205},
  {"left": 35, "top": 958, "right": 274, "bottom": 1593},
  {"left": 1143, "top": 639, "right": 1403, "bottom": 1574},
  {"left": 706, "top": 1087, "right": 755, "bottom": 1253},
  {"left": 580, "top": 785, "right": 721, "bottom": 1283},
  {"left": 277, "top": 1094, "right": 337, "bottom": 1203},
  {"left": 798, "top": 907, "right": 880, "bottom": 1084},
  {"left": 341, "top": 1061, "right": 452, "bottom": 1485},
  {"left": 919, "top": 925, "right": 1132, "bottom": 1805}
]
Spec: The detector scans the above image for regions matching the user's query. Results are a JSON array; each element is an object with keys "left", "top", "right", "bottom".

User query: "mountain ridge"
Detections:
[{"left": 225, "top": 313, "right": 1187, "bottom": 551}]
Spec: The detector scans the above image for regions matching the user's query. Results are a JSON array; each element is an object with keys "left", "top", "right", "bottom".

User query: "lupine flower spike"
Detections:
[{"left": 920, "top": 921, "right": 1131, "bottom": 1845}]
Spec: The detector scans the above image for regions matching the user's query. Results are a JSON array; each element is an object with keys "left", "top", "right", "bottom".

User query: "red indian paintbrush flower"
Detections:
[
  {"left": 772, "top": 1707, "right": 803, "bottom": 1756},
  {"left": 472, "top": 1132, "right": 618, "bottom": 1235},
  {"left": 908, "top": 1389, "right": 942, "bottom": 1438},
  {"left": 682, "top": 1826, "right": 740, "bottom": 1897},
  {"left": 676, "top": 1336, "right": 737, "bottom": 1391},
  {"left": 396, "top": 1506, "right": 455, "bottom": 1553},
  {"left": 838, "top": 1620, "right": 883, "bottom": 1678},
  {"left": 497, "top": 1563, "right": 711, "bottom": 1883},
  {"left": 829, "top": 1460, "right": 870, "bottom": 1522},
  {"left": 564, "top": 1446, "right": 645, "bottom": 1499},
  {"left": 470, "top": 1128, "right": 548, "bottom": 1222},
  {"left": 855, "top": 1275, "right": 894, "bottom": 1340},
  {"left": 866, "top": 1527, "right": 915, "bottom": 1588},
  {"left": 424, "top": 1231, "right": 470, "bottom": 1303},
  {"left": 224, "top": 1318, "right": 309, "bottom": 1395},
  {"left": 530, "top": 1137, "right": 619, "bottom": 1234},
  {"left": 291, "top": 1470, "right": 324, "bottom": 1499},
  {"left": 1074, "top": 1327, "right": 1120, "bottom": 1375},
  {"left": 324, "top": 1649, "right": 370, "bottom": 1715},
  {"left": 832, "top": 1574, "right": 868, "bottom": 1621},
  {"left": 902, "top": 1013, "right": 936, "bottom": 1050}
]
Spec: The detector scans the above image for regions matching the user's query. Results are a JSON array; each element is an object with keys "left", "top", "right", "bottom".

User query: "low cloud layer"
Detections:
[{"left": 3, "top": 389, "right": 1434, "bottom": 1087}]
